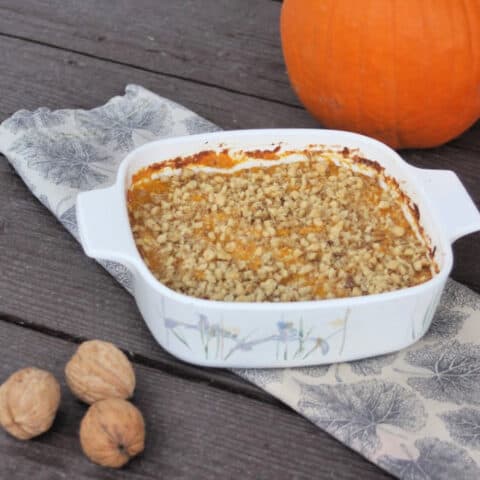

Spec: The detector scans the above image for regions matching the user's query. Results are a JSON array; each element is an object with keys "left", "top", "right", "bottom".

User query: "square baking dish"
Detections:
[{"left": 76, "top": 129, "right": 480, "bottom": 368}]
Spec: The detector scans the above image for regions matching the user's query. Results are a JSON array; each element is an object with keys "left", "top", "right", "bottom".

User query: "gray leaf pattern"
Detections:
[
  {"left": 236, "top": 368, "right": 284, "bottom": 388},
  {"left": 379, "top": 438, "right": 480, "bottom": 480},
  {"left": 99, "top": 260, "right": 133, "bottom": 292},
  {"left": 441, "top": 408, "right": 480, "bottom": 450},
  {"left": 3, "top": 110, "right": 36, "bottom": 133},
  {"left": 424, "top": 306, "right": 468, "bottom": 342},
  {"left": 11, "top": 131, "right": 110, "bottom": 189},
  {"left": 3, "top": 108, "right": 69, "bottom": 133},
  {"left": 349, "top": 353, "right": 397, "bottom": 376},
  {"left": 294, "top": 365, "right": 330, "bottom": 377},
  {"left": 297, "top": 380, "right": 426, "bottom": 455},
  {"left": 76, "top": 98, "right": 173, "bottom": 151},
  {"left": 59, "top": 205, "right": 78, "bottom": 238},
  {"left": 441, "top": 280, "right": 480, "bottom": 311},
  {"left": 183, "top": 115, "right": 221, "bottom": 135},
  {"left": 37, "top": 194, "right": 51, "bottom": 210},
  {"left": 406, "top": 341, "right": 480, "bottom": 405}
]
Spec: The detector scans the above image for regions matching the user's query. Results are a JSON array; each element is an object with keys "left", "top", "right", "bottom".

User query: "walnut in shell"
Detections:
[
  {"left": 65, "top": 340, "right": 135, "bottom": 404},
  {"left": 0, "top": 367, "right": 61, "bottom": 440},
  {"left": 80, "top": 398, "right": 145, "bottom": 468}
]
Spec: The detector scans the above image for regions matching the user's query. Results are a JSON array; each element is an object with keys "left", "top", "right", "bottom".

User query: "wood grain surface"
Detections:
[
  {"left": 0, "top": 322, "right": 391, "bottom": 479},
  {"left": 0, "top": 0, "right": 296, "bottom": 105},
  {"left": 0, "top": 0, "right": 478, "bottom": 478}
]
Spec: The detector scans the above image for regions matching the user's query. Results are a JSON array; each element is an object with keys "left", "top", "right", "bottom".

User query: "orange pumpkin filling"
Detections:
[{"left": 127, "top": 148, "right": 435, "bottom": 302}]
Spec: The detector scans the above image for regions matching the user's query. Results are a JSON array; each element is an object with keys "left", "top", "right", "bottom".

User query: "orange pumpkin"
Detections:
[{"left": 281, "top": 0, "right": 480, "bottom": 149}]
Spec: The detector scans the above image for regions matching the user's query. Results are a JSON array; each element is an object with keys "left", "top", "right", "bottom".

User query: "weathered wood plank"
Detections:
[
  {"left": 0, "top": 320, "right": 392, "bottom": 479},
  {"left": 0, "top": 2, "right": 475, "bottom": 477},
  {"left": 0, "top": 30, "right": 476, "bottom": 478},
  {"left": 0, "top": 36, "right": 478, "bottom": 386},
  {"left": 0, "top": 0, "right": 478, "bottom": 155},
  {"left": 448, "top": 121, "right": 480, "bottom": 152},
  {"left": 0, "top": 0, "right": 298, "bottom": 105},
  {"left": 0, "top": 35, "right": 317, "bottom": 130}
]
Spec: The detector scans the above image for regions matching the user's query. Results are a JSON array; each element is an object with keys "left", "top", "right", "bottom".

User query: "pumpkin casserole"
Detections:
[{"left": 127, "top": 148, "right": 436, "bottom": 302}]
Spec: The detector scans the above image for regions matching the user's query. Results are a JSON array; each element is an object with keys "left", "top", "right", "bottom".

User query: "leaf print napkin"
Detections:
[{"left": 1, "top": 84, "right": 480, "bottom": 479}]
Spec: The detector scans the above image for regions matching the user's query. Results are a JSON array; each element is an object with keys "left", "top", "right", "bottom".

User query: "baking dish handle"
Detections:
[
  {"left": 411, "top": 167, "right": 480, "bottom": 243},
  {"left": 76, "top": 186, "right": 139, "bottom": 269}
]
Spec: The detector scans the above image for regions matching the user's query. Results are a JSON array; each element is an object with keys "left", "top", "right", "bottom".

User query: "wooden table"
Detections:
[{"left": 0, "top": 1, "right": 478, "bottom": 478}]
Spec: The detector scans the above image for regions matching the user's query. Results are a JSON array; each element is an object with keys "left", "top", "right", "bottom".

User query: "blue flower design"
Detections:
[{"left": 164, "top": 317, "right": 178, "bottom": 329}]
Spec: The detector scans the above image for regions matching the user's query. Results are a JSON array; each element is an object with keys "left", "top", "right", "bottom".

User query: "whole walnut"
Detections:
[
  {"left": 0, "top": 367, "right": 61, "bottom": 440},
  {"left": 80, "top": 398, "right": 145, "bottom": 468},
  {"left": 65, "top": 340, "right": 135, "bottom": 404}
]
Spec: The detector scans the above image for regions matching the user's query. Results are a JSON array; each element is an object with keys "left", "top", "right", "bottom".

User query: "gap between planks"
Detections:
[
  {"left": 0, "top": 29, "right": 475, "bottom": 157},
  {"left": 0, "top": 0, "right": 477, "bottom": 153},
  {"left": 0, "top": 319, "right": 392, "bottom": 479},
  {"left": 0, "top": 27, "right": 477, "bottom": 414},
  {"left": 0, "top": 31, "right": 302, "bottom": 111},
  {"left": 0, "top": 311, "right": 287, "bottom": 410},
  {"left": 0, "top": 0, "right": 298, "bottom": 106}
]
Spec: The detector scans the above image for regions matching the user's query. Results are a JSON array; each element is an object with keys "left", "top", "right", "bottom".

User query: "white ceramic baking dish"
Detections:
[{"left": 76, "top": 129, "right": 480, "bottom": 368}]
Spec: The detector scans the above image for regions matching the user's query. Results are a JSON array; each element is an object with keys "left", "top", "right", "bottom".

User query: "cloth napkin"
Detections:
[{"left": 1, "top": 85, "right": 480, "bottom": 479}]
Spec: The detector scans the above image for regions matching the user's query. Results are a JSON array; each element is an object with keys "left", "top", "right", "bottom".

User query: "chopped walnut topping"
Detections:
[{"left": 128, "top": 153, "right": 435, "bottom": 302}]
